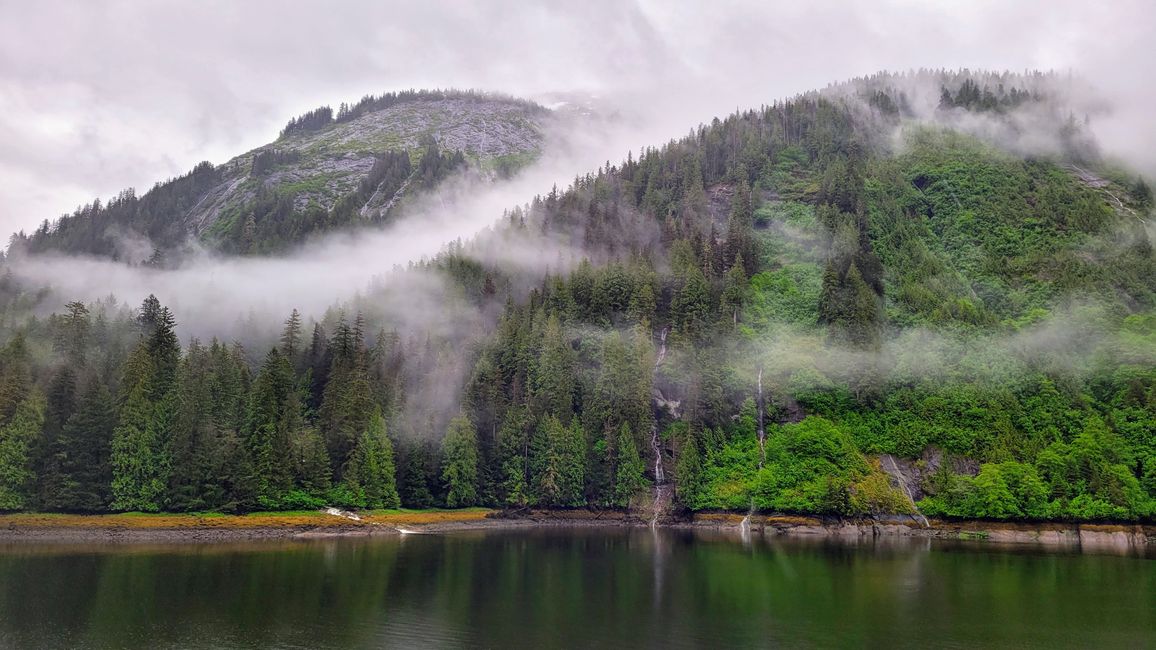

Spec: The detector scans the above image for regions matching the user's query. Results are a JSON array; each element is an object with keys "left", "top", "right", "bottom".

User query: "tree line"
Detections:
[{"left": 2, "top": 70, "right": 1154, "bottom": 520}]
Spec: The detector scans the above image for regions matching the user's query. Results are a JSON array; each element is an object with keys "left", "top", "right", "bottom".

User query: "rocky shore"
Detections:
[
  {"left": 685, "top": 511, "right": 1156, "bottom": 554},
  {"left": 2, "top": 509, "right": 1153, "bottom": 555}
]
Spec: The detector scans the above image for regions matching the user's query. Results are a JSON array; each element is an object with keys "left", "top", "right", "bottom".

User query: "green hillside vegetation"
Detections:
[{"left": 1, "top": 70, "right": 1153, "bottom": 521}]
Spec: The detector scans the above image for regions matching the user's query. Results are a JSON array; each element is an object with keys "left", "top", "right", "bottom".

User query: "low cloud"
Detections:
[
  {"left": 3, "top": 0, "right": 1154, "bottom": 240},
  {"left": 3, "top": 110, "right": 651, "bottom": 339}
]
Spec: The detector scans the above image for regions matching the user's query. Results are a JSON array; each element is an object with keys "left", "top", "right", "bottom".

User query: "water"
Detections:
[{"left": 0, "top": 528, "right": 1153, "bottom": 648}]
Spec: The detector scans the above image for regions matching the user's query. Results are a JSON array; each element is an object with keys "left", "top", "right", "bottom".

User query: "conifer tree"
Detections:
[
  {"left": 319, "top": 317, "right": 375, "bottom": 475},
  {"left": 532, "top": 415, "right": 586, "bottom": 507},
  {"left": 341, "top": 410, "right": 399, "bottom": 509},
  {"left": 674, "top": 430, "right": 703, "bottom": 508},
  {"left": 496, "top": 406, "right": 531, "bottom": 506},
  {"left": 137, "top": 296, "right": 180, "bottom": 400},
  {"left": 725, "top": 177, "right": 758, "bottom": 276},
  {"left": 306, "top": 323, "right": 330, "bottom": 410},
  {"left": 614, "top": 423, "right": 648, "bottom": 507},
  {"left": 41, "top": 382, "right": 115, "bottom": 511},
  {"left": 166, "top": 340, "right": 214, "bottom": 511},
  {"left": 585, "top": 333, "right": 633, "bottom": 436},
  {"left": 401, "top": 443, "right": 435, "bottom": 508},
  {"left": 531, "top": 313, "right": 574, "bottom": 421},
  {"left": 569, "top": 260, "right": 596, "bottom": 320},
  {"left": 289, "top": 424, "right": 332, "bottom": 497},
  {"left": 583, "top": 332, "right": 651, "bottom": 502},
  {"left": 626, "top": 276, "right": 656, "bottom": 325},
  {"left": 845, "top": 264, "right": 883, "bottom": 348},
  {"left": 819, "top": 261, "right": 882, "bottom": 348},
  {"left": 0, "top": 335, "right": 32, "bottom": 424},
  {"left": 559, "top": 419, "right": 587, "bottom": 506},
  {"left": 531, "top": 416, "right": 563, "bottom": 506},
  {"left": 245, "top": 348, "right": 296, "bottom": 507},
  {"left": 441, "top": 415, "right": 479, "bottom": 507},
  {"left": 201, "top": 340, "right": 251, "bottom": 510},
  {"left": 110, "top": 346, "right": 168, "bottom": 512},
  {"left": 53, "top": 301, "right": 90, "bottom": 364},
  {"left": 680, "top": 152, "right": 708, "bottom": 221},
  {"left": 38, "top": 365, "right": 78, "bottom": 495},
  {"left": 720, "top": 254, "right": 750, "bottom": 328},
  {"left": 0, "top": 391, "right": 45, "bottom": 510},
  {"left": 279, "top": 376, "right": 328, "bottom": 499},
  {"left": 280, "top": 309, "right": 303, "bottom": 360},
  {"left": 672, "top": 266, "right": 712, "bottom": 343}
]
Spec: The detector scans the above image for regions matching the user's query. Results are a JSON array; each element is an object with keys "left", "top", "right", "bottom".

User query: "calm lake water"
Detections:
[{"left": 0, "top": 527, "right": 1152, "bottom": 649}]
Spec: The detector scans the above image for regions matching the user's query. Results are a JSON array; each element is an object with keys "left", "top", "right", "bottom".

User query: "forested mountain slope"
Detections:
[
  {"left": 0, "top": 70, "right": 1153, "bottom": 522},
  {"left": 9, "top": 90, "right": 546, "bottom": 259}
]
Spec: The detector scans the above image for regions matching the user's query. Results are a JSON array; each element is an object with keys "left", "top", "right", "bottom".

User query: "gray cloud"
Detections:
[
  {"left": 3, "top": 112, "right": 645, "bottom": 339},
  {"left": 1, "top": 0, "right": 1152, "bottom": 240}
]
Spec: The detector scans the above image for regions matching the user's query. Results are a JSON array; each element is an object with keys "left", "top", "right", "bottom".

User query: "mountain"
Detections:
[
  {"left": 11, "top": 89, "right": 547, "bottom": 259},
  {"left": 0, "top": 70, "right": 1153, "bottom": 522}
]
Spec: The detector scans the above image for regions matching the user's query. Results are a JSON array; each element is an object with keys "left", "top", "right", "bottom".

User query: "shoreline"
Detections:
[
  {"left": 684, "top": 511, "right": 1156, "bottom": 554},
  {"left": 0, "top": 510, "right": 505, "bottom": 544},
  {"left": 1, "top": 509, "right": 1154, "bottom": 554}
]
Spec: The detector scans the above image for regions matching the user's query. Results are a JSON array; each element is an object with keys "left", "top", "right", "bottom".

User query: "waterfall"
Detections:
[
  {"left": 649, "top": 326, "right": 671, "bottom": 528},
  {"left": 324, "top": 507, "right": 361, "bottom": 521},
  {"left": 738, "top": 498, "right": 754, "bottom": 541},
  {"left": 649, "top": 485, "right": 671, "bottom": 529},
  {"left": 651, "top": 327, "right": 669, "bottom": 485},
  {"left": 882, "top": 454, "right": 931, "bottom": 528},
  {"left": 651, "top": 422, "right": 665, "bottom": 484},
  {"left": 654, "top": 326, "right": 669, "bottom": 369}
]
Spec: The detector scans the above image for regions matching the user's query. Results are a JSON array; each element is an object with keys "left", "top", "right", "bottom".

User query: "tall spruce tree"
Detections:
[
  {"left": 42, "top": 382, "right": 115, "bottom": 511},
  {"left": 531, "top": 313, "right": 574, "bottom": 422},
  {"left": 341, "top": 410, "right": 399, "bottom": 509},
  {"left": 614, "top": 422, "right": 648, "bottom": 507},
  {"left": 674, "top": 431, "right": 703, "bottom": 509},
  {"left": 725, "top": 178, "right": 759, "bottom": 276},
  {"left": 319, "top": 317, "right": 375, "bottom": 476},
  {"left": 245, "top": 348, "right": 296, "bottom": 507},
  {"left": 110, "top": 346, "right": 167, "bottom": 512},
  {"left": 166, "top": 340, "right": 215, "bottom": 511},
  {"left": 441, "top": 415, "right": 479, "bottom": 507},
  {"left": 532, "top": 415, "right": 586, "bottom": 507},
  {"left": 672, "top": 266, "right": 712, "bottom": 343},
  {"left": 496, "top": 406, "right": 531, "bottom": 506},
  {"left": 0, "top": 391, "right": 45, "bottom": 510},
  {"left": 0, "top": 335, "right": 32, "bottom": 424},
  {"left": 720, "top": 255, "right": 750, "bottom": 328},
  {"left": 400, "top": 442, "right": 435, "bottom": 508}
]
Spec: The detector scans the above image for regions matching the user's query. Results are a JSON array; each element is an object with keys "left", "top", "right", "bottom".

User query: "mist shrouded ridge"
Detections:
[{"left": 0, "top": 69, "right": 1154, "bottom": 524}]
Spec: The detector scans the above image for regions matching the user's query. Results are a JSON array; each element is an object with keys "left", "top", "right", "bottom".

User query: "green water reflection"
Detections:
[{"left": 0, "top": 528, "right": 1152, "bottom": 648}]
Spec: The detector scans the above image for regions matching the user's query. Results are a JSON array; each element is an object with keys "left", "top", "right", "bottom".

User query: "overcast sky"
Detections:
[{"left": 1, "top": 0, "right": 1152, "bottom": 239}]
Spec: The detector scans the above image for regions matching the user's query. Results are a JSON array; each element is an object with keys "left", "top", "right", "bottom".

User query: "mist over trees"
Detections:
[
  {"left": 1, "top": 70, "right": 1154, "bottom": 520},
  {"left": 6, "top": 88, "right": 542, "bottom": 265}
]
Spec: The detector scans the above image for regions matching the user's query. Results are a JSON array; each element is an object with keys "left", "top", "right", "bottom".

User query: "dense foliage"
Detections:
[{"left": 2, "top": 70, "right": 1154, "bottom": 521}]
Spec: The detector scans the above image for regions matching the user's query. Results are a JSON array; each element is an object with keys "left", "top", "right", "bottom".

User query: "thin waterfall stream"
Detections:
[{"left": 650, "top": 326, "right": 670, "bottom": 528}]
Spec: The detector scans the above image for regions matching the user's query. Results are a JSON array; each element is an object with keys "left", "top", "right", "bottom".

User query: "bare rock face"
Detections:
[
  {"left": 288, "top": 97, "right": 545, "bottom": 160},
  {"left": 652, "top": 387, "right": 682, "bottom": 419},
  {"left": 183, "top": 96, "right": 547, "bottom": 243},
  {"left": 706, "top": 183, "right": 735, "bottom": 226}
]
